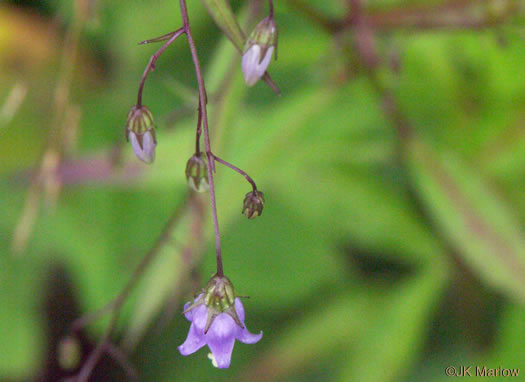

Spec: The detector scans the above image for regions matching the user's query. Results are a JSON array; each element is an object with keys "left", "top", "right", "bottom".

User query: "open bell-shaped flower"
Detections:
[
  {"left": 125, "top": 105, "right": 157, "bottom": 164},
  {"left": 178, "top": 274, "right": 262, "bottom": 368},
  {"left": 242, "top": 16, "right": 278, "bottom": 86}
]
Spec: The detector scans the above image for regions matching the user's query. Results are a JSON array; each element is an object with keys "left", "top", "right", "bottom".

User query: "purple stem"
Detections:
[
  {"left": 268, "top": 0, "right": 274, "bottom": 18},
  {"left": 213, "top": 154, "right": 257, "bottom": 191},
  {"left": 136, "top": 27, "right": 185, "bottom": 108},
  {"left": 179, "top": 0, "right": 224, "bottom": 277},
  {"left": 196, "top": 102, "right": 202, "bottom": 153}
]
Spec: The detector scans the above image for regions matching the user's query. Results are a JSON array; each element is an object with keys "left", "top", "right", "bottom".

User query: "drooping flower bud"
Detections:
[
  {"left": 242, "top": 190, "right": 265, "bottom": 219},
  {"left": 178, "top": 274, "right": 262, "bottom": 368},
  {"left": 185, "top": 152, "right": 209, "bottom": 192},
  {"left": 125, "top": 105, "right": 157, "bottom": 164},
  {"left": 242, "top": 16, "right": 278, "bottom": 86}
]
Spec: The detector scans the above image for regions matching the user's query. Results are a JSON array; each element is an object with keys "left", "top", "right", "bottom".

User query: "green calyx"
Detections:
[
  {"left": 185, "top": 152, "right": 209, "bottom": 193},
  {"left": 126, "top": 105, "right": 155, "bottom": 136},
  {"left": 184, "top": 274, "right": 243, "bottom": 333},
  {"left": 244, "top": 16, "right": 278, "bottom": 56},
  {"left": 204, "top": 274, "right": 236, "bottom": 311},
  {"left": 243, "top": 190, "right": 265, "bottom": 219},
  {"left": 203, "top": 274, "right": 242, "bottom": 332}
]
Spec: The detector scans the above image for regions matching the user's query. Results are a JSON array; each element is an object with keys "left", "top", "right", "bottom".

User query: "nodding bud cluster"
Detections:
[
  {"left": 125, "top": 105, "right": 157, "bottom": 164},
  {"left": 242, "top": 16, "right": 278, "bottom": 86},
  {"left": 242, "top": 190, "right": 265, "bottom": 219},
  {"left": 185, "top": 152, "right": 210, "bottom": 192}
]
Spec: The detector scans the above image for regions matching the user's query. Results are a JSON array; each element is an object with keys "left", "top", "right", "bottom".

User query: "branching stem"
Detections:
[
  {"left": 179, "top": 0, "right": 224, "bottom": 277},
  {"left": 137, "top": 27, "right": 185, "bottom": 108}
]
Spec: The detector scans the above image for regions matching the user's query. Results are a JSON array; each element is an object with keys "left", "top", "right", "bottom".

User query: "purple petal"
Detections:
[
  {"left": 183, "top": 294, "right": 204, "bottom": 321},
  {"left": 129, "top": 130, "right": 156, "bottom": 164},
  {"left": 258, "top": 46, "right": 274, "bottom": 74},
  {"left": 237, "top": 328, "right": 263, "bottom": 344},
  {"left": 129, "top": 132, "right": 146, "bottom": 163},
  {"left": 141, "top": 130, "right": 156, "bottom": 163},
  {"left": 178, "top": 323, "right": 206, "bottom": 356},
  {"left": 234, "top": 298, "right": 246, "bottom": 323},
  {"left": 233, "top": 298, "right": 262, "bottom": 344},
  {"left": 207, "top": 314, "right": 237, "bottom": 368},
  {"left": 183, "top": 302, "right": 193, "bottom": 321},
  {"left": 191, "top": 304, "right": 209, "bottom": 332},
  {"left": 242, "top": 45, "right": 273, "bottom": 86}
]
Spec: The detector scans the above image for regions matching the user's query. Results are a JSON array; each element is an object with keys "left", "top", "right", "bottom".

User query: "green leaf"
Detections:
[
  {"left": 338, "top": 268, "right": 446, "bottom": 382},
  {"left": 242, "top": 288, "right": 374, "bottom": 381}
]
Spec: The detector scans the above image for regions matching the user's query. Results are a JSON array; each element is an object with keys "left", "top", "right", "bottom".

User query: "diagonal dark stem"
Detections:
[
  {"left": 71, "top": 193, "right": 191, "bottom": 381},
  {"left": 179, "top": 0, "right": 224, "bottom": 277}
]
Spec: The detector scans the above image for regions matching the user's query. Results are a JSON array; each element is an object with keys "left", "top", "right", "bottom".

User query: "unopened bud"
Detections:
[
  {"left": 185, "top": 152, "right": 209, "bottom": 192},
  {"left": 242, "top": 190, "right": 265, "bottom": 219},
  {"left": 242, "top": 16, "right": 278, "bottom": 86},
  {"left": 125, "top": 105, "right": 157, "bottom": 164}
]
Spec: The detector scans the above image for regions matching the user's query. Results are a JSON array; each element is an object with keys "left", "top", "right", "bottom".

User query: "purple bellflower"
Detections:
[{"left": 178, "top": 275, "right": 262, "bottom": 368}]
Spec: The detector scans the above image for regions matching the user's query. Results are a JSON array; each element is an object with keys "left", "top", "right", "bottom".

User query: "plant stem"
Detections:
[
  {"left": 196, "top": 102, "right": 202, "bottom": 153},
  {"left": 213, "top": 154, "right": 257, "bottom": 191},
  {"left": 179, "top": 0, "right": 224, "bottom": 277},
  {"left": 137, "top": 27, "right": 185, "bottom": 108}
]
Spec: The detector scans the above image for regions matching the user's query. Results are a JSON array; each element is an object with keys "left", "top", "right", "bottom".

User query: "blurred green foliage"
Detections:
[{"left": 1, "top": 0, "right": 525, "bottom": 381}]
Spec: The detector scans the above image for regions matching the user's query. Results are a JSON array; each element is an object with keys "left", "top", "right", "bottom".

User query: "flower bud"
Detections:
[
  {"left": 185, "top": 152, "right": 209, "bottom": 192},
  {"left": 125, "top": 105, "right": 157, "bottom": 164},
  {"left": 242, "top": 16, "right": 278, "bottom": 86},
  {"left": 242, "top": 190, "right": 265, "bottom": 219}
]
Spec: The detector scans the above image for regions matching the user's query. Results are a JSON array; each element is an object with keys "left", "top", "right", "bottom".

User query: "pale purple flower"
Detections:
[
  {"left": 242, "top": 45, "right": 274, "bottom": 86},
  {"left": 178, "top": 294, "right": 263, "bottom": 368},
  {"left": 129, "top": 130, "right": 156, "bottom": 164}
]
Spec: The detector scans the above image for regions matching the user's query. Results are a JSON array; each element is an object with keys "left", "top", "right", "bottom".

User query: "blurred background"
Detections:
[{"left": 1, "top": 0, "right": 525, "bottom": 380}]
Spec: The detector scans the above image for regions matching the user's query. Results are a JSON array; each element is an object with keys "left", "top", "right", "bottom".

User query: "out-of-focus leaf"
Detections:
[
  {"left": 122, "top": 217, "right": 189, "bottom": 350},
  {"left": 238, "top": 289, "right": 373, "bottom": 382},
  {"left": 218, "top": 81, "right": 445, "bottom": 267},
  {"left": 407, "top": 138, "right": 525, "bottom": 301},
  {"left": 0, "top": 257, "right": 42, "bottom": 377},
  {"left": 338, "top": 267, "right": 447, "bottom": 382},
  {"left": 478, "top": 303, "right": 525, "bottom": 371},
  {"left": 200, "top": 0, "right": 245, "bottom": 52},
  {"left": 208, "top": 193, "right": 347, "bottom": 307}
]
